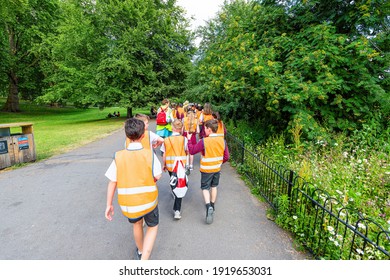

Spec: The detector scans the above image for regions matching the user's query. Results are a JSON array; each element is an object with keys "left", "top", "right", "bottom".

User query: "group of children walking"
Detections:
[{"left": 104, "top": 100, "right": 229, "bottom": 260}]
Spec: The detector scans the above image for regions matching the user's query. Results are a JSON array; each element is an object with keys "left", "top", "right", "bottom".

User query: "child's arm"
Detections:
[
  {"left": 162, "top": 152, "right": 167, "bottom": 172},
  {"left": 105, "top": 181, "right": 117, "bottom": 221}
]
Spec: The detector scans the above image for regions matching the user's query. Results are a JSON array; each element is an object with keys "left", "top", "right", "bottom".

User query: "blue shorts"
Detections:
[{"left": 128, "top": 205, "right": 159, "bottom": 227}]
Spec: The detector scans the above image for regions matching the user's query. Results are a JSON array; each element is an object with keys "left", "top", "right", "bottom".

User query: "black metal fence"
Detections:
[{"left": 226, "top": 132, "right": 390, "bottom": 260}]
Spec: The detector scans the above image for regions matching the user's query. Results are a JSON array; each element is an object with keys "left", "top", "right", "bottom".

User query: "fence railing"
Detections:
[{"left": 226, "top": 132, "right": 390, "bottom": 260}]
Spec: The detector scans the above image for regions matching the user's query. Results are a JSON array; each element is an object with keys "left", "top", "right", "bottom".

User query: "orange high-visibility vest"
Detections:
[
  {"left": 202, "top": 113, "right": 213, "bottom": 124},
  {"left": 196, "top": 110, "right": 201, "bottom": 120},
  {"left": 177, "top": 107, "right": 185, "bottom": 119},
  {"left": 126, "top": 130, "right": 150, "bottom": 150},
  {"left": 184, "top": 117, "right": 197, "bottom": 133},
  {"left": 215, "top": 121, "right": 225, "bottom": 137},
  {"left": 115, "top": 148, "right": 158, "bottom": 219},
  {"left": 164, "top": 135, "right": 187, "bottom": 172},
  {"left": 200, "top": 134, "right": 225, "bottom": 173},
  {"left": 172, "top": 108, "right": 177, "bottom": 119}
]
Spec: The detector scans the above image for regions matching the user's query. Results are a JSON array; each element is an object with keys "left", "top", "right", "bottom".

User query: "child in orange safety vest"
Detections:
[
  {"left": 160, "top": 119, "right": 188, "bottom": 220},
  {"left": 105, "top": 118, "right": 162, "bottom": 260},
  {"left": 186, "top": 119, "right": 229, "bottom": 225}
]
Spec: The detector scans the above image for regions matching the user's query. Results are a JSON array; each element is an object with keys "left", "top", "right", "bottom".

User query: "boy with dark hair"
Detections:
[
  {"left": 105, "top": 118, "right": 162, "bottom": 260},
  {"left": 186, "top": 119, "right": 229, "bottom": 224}
]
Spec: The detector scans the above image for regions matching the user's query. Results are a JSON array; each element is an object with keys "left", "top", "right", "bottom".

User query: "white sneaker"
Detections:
[
  {"left": 189, "top": 165, "right": 193, "bottom": 170},
  {"left": 174, "top": 210, "right": 181, "bottom": 220}
]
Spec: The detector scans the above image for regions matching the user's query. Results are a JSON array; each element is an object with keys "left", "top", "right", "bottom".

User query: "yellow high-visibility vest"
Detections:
[
  {"left": 164, "top": 135, "right": 187, "bottom": 172},
  {"left": 115, "top": 148, "right": 158, "bottom": 219},
  {"left": 200, "top": 134, "right": 225, "bottom": 173}
]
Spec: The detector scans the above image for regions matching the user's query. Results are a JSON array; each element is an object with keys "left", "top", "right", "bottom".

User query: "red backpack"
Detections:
[{"left": 156, "top": 107, "right": 167, "bottom": 125}]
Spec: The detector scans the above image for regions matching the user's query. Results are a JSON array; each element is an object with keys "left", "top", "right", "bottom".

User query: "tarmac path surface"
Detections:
[{"left": 0, "top": 120, "right": 310, "bottom": 260}]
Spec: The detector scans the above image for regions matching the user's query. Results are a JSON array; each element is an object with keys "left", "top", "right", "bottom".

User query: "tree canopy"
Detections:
[
  {"left": 187, "top": 0, "right": 389, "bottom": 140},
  {"left": 0, "top": 0, "right": 195, "bottom": 112}
]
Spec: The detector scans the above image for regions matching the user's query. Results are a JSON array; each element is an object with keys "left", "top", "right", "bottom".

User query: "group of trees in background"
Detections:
[
  {"left": 188, "top": 0, "right": 389, "bottom": 140},
  {"left": 0, "top": 0, "right": 194, "bottom": 114},
  {"left": 1, "top": 0, "right": 389, "bottom": 141}
]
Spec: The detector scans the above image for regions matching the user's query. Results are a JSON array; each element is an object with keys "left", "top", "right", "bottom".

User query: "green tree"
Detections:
[
  {"left": 191, "top": 0, "right": 389, "bottom": 140},
  {"left": 0, "top": 0, "right": 59, "bottom": 112},
  {"left": 39, "top": 0, "right": 195, "bottom": 114}
]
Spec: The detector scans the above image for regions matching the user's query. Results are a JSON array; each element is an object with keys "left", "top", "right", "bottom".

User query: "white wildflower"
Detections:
[
  {"left": 357, "top": 159, "right": 362, "bottom": 164},
  {"left": 327, "top": 226, "right": 334, "bottom": 232},
  {"left": 356, "top": 248, "right": 364, "bottom": 255},
  {"left": 358, "top": 223, "right": 366, "bottom": 230},
  {"left": 336, "top": 234, "right": 343, "bottom": 241},
  {"left": 343, "top": 152, "right": 348, "bottom": 158},
  {"left": 336, "top": 190, "right": 343, "bottom": 195},
  {"left": 334, "top": 143, "right": 338, "bottom": 146},
  {"left": 387, "top": 220, "right": 390, "bottom": 225},
  {"left": 293, "top": 216, "right": 298, "bottom": 220},
  {"left": 334, "top": 241, "right": 340, "bottom": 247}
]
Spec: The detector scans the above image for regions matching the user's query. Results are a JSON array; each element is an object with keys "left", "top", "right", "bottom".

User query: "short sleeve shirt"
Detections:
[{"left": 105, "top": 142, "right": 162, "bottom": 182}]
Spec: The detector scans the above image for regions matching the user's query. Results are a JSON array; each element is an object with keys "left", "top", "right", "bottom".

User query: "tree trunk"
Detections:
[
  {"left": 127, "top": 107, "right": 133, "bottom": 118},
  {"left": 2, "top": 71, "right": 20, "bottom": 112},
  {"left": 2, "top": 24, "right": 20, "bottom": 112}
]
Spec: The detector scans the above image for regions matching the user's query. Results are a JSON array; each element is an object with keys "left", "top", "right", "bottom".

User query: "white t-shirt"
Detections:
[{"left": 105, "top": 142, "right": 162, "bottom": 182}]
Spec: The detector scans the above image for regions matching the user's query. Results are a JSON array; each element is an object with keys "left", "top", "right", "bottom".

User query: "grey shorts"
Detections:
[
  {"left": 200, "top": 172, "right": 220, "bottom": 190},
  {"left": 128, "top": 205, "right": 159, "bottom": 227}
]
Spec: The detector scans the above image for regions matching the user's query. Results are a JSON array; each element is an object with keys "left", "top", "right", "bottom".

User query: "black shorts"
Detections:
[
  {"left": 200, "top": 172, "right": 220, "bottom": 190},
  {"left": 128, "top": 205, "right": 159, "bottom": 227}
]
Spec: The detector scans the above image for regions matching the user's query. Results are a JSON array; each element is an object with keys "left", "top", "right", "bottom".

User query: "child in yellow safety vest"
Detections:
[
  {"left": 105, "top": 118, "right": 162, "bottom": 260},
  {"left": 186, "top": 119, "right": 230, "bottom": 225},
  {"left": 160, "top": 119, "right": 188, "bottom": 220}
]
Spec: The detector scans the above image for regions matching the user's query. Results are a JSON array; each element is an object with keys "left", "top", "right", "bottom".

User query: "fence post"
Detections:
[
  {"left": 288, "top": 170, "right": 294, "bottom": 198},
  {"left": 241, "top": 139, "right": 245, "bottom": 164}
]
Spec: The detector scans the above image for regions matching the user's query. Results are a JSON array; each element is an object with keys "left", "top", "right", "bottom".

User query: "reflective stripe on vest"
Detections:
[
  {"left": 115, "top": 148, "right": 158, "bottom": 219},
  {"left": 200, "top": 134, "right": 225, "bottom": 173},
  {"left": 164, "top": 135, "right": 186, "bottom": 172}
]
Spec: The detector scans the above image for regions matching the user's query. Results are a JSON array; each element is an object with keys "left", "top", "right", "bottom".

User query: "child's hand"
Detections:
[{"left": 105, "top": 205, "right": 114, "bottom": 221}]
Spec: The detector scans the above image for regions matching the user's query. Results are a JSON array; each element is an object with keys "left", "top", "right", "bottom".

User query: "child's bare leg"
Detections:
[
  {"left": 141, "top": 225, "right": 158, "bottom": 260},
  {"left": 210, "top": 186, "right": 217, "bottom": 204},
  {"left": 133, "top": 219, "right": 144, "bottom": 253},
  {"left": 202, "top": 189, "right": 211, "bottom": 204}
]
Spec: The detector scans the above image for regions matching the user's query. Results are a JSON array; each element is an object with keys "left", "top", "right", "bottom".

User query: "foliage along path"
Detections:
[{"left": 0, "top": 120, "right": 309, "bottom": 260}]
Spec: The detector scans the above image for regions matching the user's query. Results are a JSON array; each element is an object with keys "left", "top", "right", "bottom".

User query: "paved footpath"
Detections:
[{"left": 0, "top": 120, "right": 310, "bottom": 260}]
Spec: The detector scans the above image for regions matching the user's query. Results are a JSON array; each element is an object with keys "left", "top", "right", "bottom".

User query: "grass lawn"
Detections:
[{"left": 0, "top": 100, "right": 148, "bottom": 167}]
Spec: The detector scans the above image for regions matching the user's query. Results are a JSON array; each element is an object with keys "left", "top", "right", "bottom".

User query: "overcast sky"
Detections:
[{"left": 176, "top": 0, "right": 225, "bottom": 31}]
